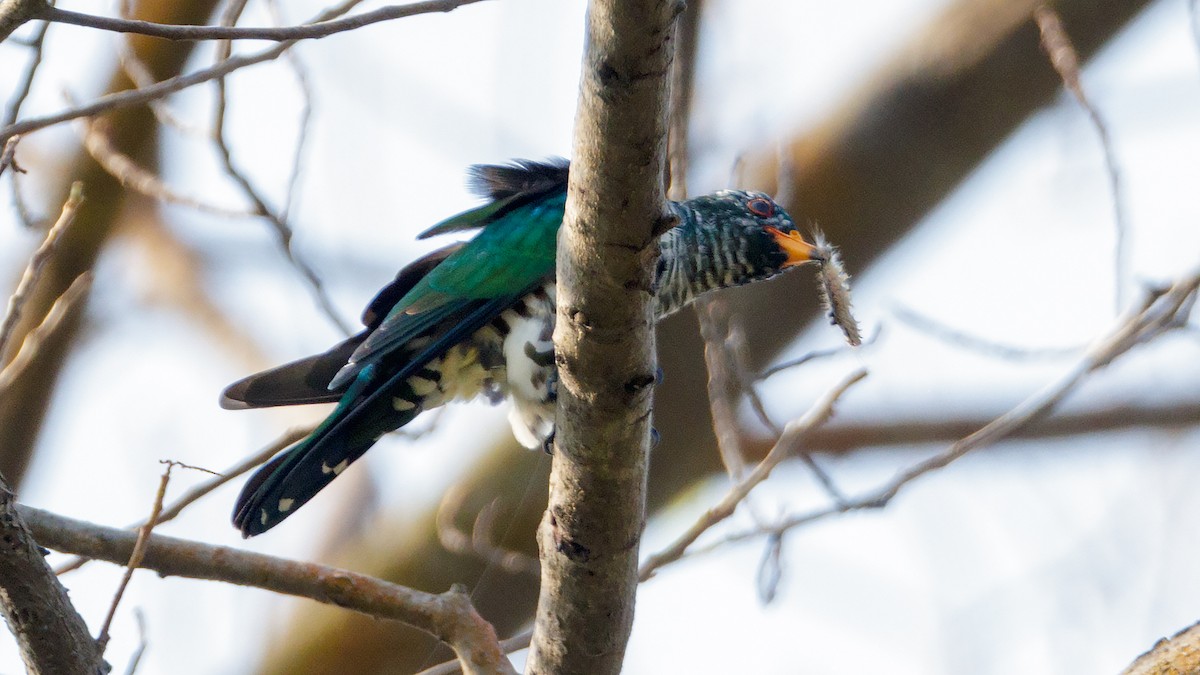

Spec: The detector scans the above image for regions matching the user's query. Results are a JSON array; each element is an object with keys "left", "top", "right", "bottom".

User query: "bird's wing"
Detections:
[
  {"left": 360, "top": 242, "right": 465, "bottom": 327},
  {"left": 415, "top": 158, "right": 569, "bottom": 239},
  {"left": 330, "top": 190, "right": 565, "bottom": 389},
  {"left": 219, "top": 243, "right": 467, "bottom": 409}
]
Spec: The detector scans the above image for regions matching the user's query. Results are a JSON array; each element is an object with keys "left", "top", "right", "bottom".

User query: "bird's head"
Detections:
[{"left": 682, "top": 190, "right": 822, "bottom": 276}]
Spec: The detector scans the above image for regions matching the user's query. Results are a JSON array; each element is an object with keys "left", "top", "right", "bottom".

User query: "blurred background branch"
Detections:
[{"left": 0, "top": 0, "right": 223, "bottom": 489}]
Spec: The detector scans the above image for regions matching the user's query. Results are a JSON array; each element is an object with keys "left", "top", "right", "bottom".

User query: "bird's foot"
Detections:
[{"left": 524, "top": 341, "right": 555, "bottom": 368}]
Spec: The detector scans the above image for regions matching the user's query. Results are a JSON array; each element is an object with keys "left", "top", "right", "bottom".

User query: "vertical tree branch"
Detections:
[{"left": 527, "top": 0, "right": 680, "bottom": 672}]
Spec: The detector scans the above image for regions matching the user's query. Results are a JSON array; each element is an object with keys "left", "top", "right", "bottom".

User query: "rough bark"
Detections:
[
  {"left": 0, "top": 480, "right": 106, "bottom": 675},
  {"left": 526, "top": 0, "right": 678, "bottom": 672},
  {"left": 0, "top": 0, "right": 43, "bottom": 43},
  {"left": 1121, "top": 620, "right": 1200, "bottom": 675}
]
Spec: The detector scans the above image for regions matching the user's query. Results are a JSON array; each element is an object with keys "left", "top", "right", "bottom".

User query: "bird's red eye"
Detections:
[{"left": 747, "top": 198, "right": 774, "bottom": 217}]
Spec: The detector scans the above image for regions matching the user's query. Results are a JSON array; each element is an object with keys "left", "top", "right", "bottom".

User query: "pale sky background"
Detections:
[{"left": 1, "top": 0, "right": 1198, "bottom": 673}]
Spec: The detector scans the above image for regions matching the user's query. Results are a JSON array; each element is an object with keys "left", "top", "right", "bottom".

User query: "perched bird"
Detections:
[{"left": 223, "top": 159, "right": 821, "bottom": 537}]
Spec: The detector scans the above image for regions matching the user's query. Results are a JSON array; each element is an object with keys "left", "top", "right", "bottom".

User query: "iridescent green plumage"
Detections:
[
  {"left": 328, "top": 189, "right": 564, "bottom": 390},
  {"left": 224, "top": 159, "right": 819, "bottom": 537}
]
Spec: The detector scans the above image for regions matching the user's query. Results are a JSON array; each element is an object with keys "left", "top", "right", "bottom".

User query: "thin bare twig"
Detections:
[
  {"left": 97, "top": 461, "right": 177, "bottom": 653},
  {"left": 1035, "top": 5, "right": 1129, "bottom": 313},
  {"left": 9, "top": 159, "right": 41, "bottom": 228},
  {"left": 211, "top": 0, "right": 350, "bottom": 334},
  {"left": 54, "top": 425, "right": 314, "bottom": 575},
  {"left": 436, "top": 484, "right": 540, "bottom": 577},
  {"left": 0, "top": 0, "right": 481, "bottom": 146},
  {"left": 727, "top": 324, "right": 781, "bottom": 434},
  {"left": 2, "top": 2, "right": 52, "bottom": 228},
  {"left": 279, "top": 60, "right": 312, "bottom": 223},
  {"left": 1, "top": 40, "right": 279, "bottom": 144},
  {"left": 115, "top": 34, "right": 205, "bottom": 134},
  {"left": 469, "top": 499, "right": 539, "bottom": 576},
  {"left": 664, "top": 0, "right": 700, "bottom": 202},
  {"left": 264, "top": 0, "right": 315, "bottom": 223},
  {"left": 755, "top": 532, "right": 784, "bottom": 604},
  {"left": 893, "top": 304, "right": 1082, "bottom": 359},
  {"left": 638, "top": 368, "right": 867, "bottom": 581},
  {"left": 211, "top": 166, "right": 346, "bottom": 336},
  {"left": 725, "top": 322, "right": 847, "bottom": 504},
  {"left": 20, "top": 504, "right": 516, "bottom": 675},
  {"left": 214, "top": 0, "right": 252, "bottom": 59},
  {"left": 695, "top": 297, "right": 751, "bottom": 480},
  {"left": 0, "top": 272, "right": 91, "bottom": 392},
  {"left": 418, "top": 658, "right": 469, "bottom": 675},
  {"left": 122, "top": 609, "right": 148, "bottom": 675},
  {"left": 3, "top": 19, "right": 49, "bottom": 127},
  {"left": 42, "top": 0, "right": 490, "bottom": 42},
  {"left": 0, "top": 182, "right": 84, "bottom": 358},
  {"left": 757, "top": 325, "right": 880, "bottom": 380},
  {"left": 705, "top": 267, "right": 1200, "bottom": 551},
  {"left": 704, "top": 100, "right": 847, "bottom": 502},
  {"left": 0, "top": 135, "right": 20, "bottom": 180},
  {"left": 78, "top": 117, "right": 251, "bottom": 216},
  {"left": 107, "top": 0, "right": 196, "bottom": 135},
  {"left": 156, "top": 432, "right": 308, "bottom": 523},
  {"left": 419, "top": 630, "right": 537, "bottom": 675},
  {"left": 4, "top": 14, "right": 50, "bottom": 228}
]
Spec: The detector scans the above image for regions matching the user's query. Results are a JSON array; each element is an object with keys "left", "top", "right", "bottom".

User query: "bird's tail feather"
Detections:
[{"left": 232, "top": 366, "right": 418, "bottom": 537}]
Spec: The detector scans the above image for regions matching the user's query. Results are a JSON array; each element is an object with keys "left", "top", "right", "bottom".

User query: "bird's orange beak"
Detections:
[{"left": 767, "top": 227, "right": 822, "bottom": 267}]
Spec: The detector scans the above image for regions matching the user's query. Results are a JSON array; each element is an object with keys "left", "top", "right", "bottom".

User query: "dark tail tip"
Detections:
[{"left": 232, "top": 450, "right": 293, "bottom": 537}]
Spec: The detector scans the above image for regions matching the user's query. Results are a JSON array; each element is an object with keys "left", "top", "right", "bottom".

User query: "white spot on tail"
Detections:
[
  {"left": 321, "top": 459, "right": 349, "bottom": 476},
  {"left": 278, "top": 498, "right": 295, "bottom": 512},
  {"left": 392, "top": 397, "right": 416, "bottom": 411}
]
